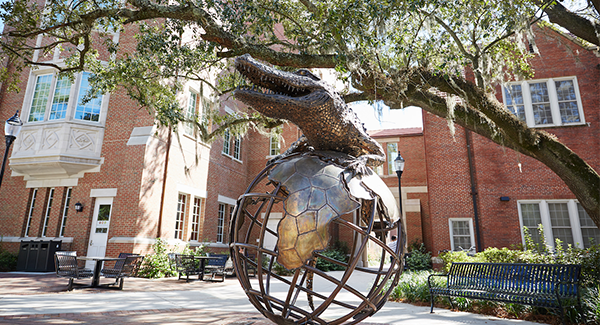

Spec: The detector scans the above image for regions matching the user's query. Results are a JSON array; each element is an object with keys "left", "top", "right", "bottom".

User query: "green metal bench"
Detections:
[{"left": 428, "top": 262, "right": 584, "bottom": 325}]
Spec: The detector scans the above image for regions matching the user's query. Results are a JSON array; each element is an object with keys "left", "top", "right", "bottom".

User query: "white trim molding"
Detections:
[
  {"left": 217, "top": 195, "right": 237, "bottom": 206},
  {"left": 90, "top": 188, "right": 118, "bottom": 197}
]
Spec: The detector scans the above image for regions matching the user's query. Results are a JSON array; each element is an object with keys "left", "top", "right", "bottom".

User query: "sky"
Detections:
[{"left": 351, "top": 102, "right": 423, "bottom": 131}]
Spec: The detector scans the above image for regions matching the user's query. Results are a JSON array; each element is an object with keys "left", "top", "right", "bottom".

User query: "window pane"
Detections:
[
  {"left": 555, "top": 80, "right": 576, "bottom": 101},
  {"left": 270, "top": 135, "right": 280, "bottom": 156},
  {"left": 223, "top": 129, "right": 230, "bottom": 155},
  {"left": 74, "top": 72, "right": 102, "bottom": 122},
  {"left": 504, "top": 85, "right": 526, "bottom": 121},
  {"left": 49, "top": 76, "right": 71, "bottom": 120},
  {"left": 578, "top": 203, "right": 600, "bottom": 248},
  {"left": 233, "top": 137, "right": 241, "bottom": 159},
  {"left": 28, "top": 74, "right": 53, "bottom": 122},
  {"left": 548, "top": 202, "right": 574, "bottom": 245},
  {"left": 555, "top": 80, "right": 580, "bottom": 123},
  {"left": 387, "top": 143, "right": 398, "bottom": 175},
  {"left": 521, "top": 203, "right": 543, "bottom": 246},
  {"left": 529, "top": 82, "right": 553, "bottom": 125},
  {"left": 175, "top": 194, "right": 186, "bottom": 240},
  {"left": 452, "top": 220, "right": 472, "bottom": 250},
  {"left": 190, "top": 197, "right": 202, "bottom": 241},
  {"left": 184, "top": 93, "right": 197, "bottom": 136},
  {"left": 217, "top": 204, "right": 225, "bottom": 243}
]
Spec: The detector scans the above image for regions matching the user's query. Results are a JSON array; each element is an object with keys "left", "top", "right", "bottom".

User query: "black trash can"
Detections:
[{"left": 16, "top": 240, "right": 62, "bottom": 272}]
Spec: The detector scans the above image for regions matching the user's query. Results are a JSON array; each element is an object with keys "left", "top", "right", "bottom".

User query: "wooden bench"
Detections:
[
  {"left": 428, "top": 262, "right": 585, "bottom": 325},
  {"left": 54, "top": 251, "right": 93, "bottom": 291},
  {"left": 101, "top": 254, "right": 144, "bottom": 289},
  {"left": 203, "top": 254, "right": 228, "bottom": 282}
]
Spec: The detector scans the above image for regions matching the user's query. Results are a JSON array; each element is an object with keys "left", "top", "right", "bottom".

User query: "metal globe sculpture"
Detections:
[{"left": 230, "top": 151, "right": 405, "bottom": 324}]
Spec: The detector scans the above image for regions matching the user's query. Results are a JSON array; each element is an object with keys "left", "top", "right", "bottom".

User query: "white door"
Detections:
[
  {"left": 86, "top": 197, "right": 113, "bottom": 269},
  {"left": 263, "top": 213, "right": 282, "bottom": 252}
]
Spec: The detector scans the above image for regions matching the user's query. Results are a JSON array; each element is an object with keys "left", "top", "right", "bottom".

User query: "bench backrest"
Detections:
[
  {"left": 447, "top": 262, "right": 581, "bottom": 298},
  {"left": 54, "top": 251, "right": 78, "bottom": 277},
  {"left": 207, "top": 254, "right": 228, "bottom": 267},
  {"left": 120, "top": 255, "right": 144, "bottom": 277}
]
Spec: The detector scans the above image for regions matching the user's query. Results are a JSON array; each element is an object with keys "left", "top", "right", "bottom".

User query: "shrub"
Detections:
[
  {"left": 315, "top": 241, "right": 349, "bottom": 272},
  {"left": 405, "top": 243, "right": 432, "bottom": 270},
  {"left": 0, "top": 250, "right": 17, "bottom": 272},
  {"left": 138, "top": 238, "right": 177, "bottom": 278},
  {"left": 389, "top": 270, "right": 436, "bottom": 303}
]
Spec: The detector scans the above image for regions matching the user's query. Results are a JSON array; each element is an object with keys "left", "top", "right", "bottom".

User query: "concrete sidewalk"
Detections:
[{"left": 0, "top": 272, "right": 546, "bottom": 324}]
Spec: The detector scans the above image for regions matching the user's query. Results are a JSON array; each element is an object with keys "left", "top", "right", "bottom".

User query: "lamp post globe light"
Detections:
[
  {"left": 0, "top": 111, "right": 23, "bottom": 189},
  {"left": 394, "top": 152, "right": 405, "bottom": 216}
]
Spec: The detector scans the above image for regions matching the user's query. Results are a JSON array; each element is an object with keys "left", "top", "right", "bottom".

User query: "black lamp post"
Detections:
[
  {"left": 393, "top": 153, "right": 405, "bottom": 216},
  {"left": 0, "top": 111, "right": 23, "bottom": 189}
]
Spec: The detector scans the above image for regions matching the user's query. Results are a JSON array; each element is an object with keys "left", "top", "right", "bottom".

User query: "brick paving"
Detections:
[
  {"left": 0, "top": 273, "right": 274, "bottom": 324},
  {"left": 0, "top": 273, "right": 387, "bottom": 325}
]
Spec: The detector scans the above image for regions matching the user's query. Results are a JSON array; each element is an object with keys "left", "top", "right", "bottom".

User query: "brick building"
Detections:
[
  {"left": 1, "top": 15, "right": 597, "bottom": 269},
  {"left": 422, "top": 25, "right": 600, "bottom": 256},
  {"left": 0, "top": 9, "right": 214, "bottom": 264}
]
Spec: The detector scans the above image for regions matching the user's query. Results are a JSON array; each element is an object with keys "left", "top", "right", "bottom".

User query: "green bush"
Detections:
[
  {"left": 405, "top": 243, "right": 432, "bottom": 270},
  {"left": 389, "top": 270, "right": 436, "bottom": 303},
  {"left": 138, "top": 238, "right": 177, "bottom": 278},
  {"left": 0, "top": 250, "right": 17, "bottom": 272},
  {"left": 434, "top": 226, "right": 600, "bottom": 324},
  {"left": 315, "top": 241, "right": 349, "bottom": 272}
]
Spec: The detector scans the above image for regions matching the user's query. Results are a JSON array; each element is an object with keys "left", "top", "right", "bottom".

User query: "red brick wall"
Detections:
[{"left": 424, "top": 25, "right": 600, "bottom": 255}]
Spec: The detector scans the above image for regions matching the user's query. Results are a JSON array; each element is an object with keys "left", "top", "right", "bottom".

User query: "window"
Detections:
[
  {"left": 387, "top": 143, "right": 398, "bottom": 175},
  {"left": 190, "top": 197, "right": 202, "bottom": 241},
  {"left": 27, "top": 71, "right": 104, "bottom": 123},
  {"left": 222, "top": 129, "right": 242, "bottom": 161},
  {"left": 175, "top": 194, "right": 187, "bottom": 240},
  {"left": 184, "top": 92, "right": 198, "bottom": 136},
  {"left": 518, "top": 200, "right": 600, "bottom": 249},
  {"left": 222, "top": 129, "right": 231, "bottom": 155},
  {"left": 449, "top": 218, "right": 475, "bottom": 251},
  {"left": 42, "top": 188, "right": 55, "bottom": 237},
  {"left": 25, "top": 189, "right": 38, "bottom": 237},
  {"left": 373, "top": 165, "right": 384, "bottom": 175},
  {"left": 503, "top": 77, "right": 584, "bottom": 127},
  {"left": 217, "top": 204, "right": 226, "bottom": 243},
  {"left": 270, "top": 135, "right": 280, "bottom": 156},
  {"left": 59, "top": 187, "right": 72, "bottom": 237},
  {"left": 578, "top": 203, "right": 600, "bottom": 248},
  {"left": 233, "top": 137, "right": 241, "bottom": 160}
]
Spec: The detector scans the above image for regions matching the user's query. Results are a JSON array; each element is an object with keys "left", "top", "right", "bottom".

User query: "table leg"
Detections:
[
  {"left": 199, "top": 259, "right": 206, "bottom": 281},
  {"left": 91, "top": 260, "right": 103, "bottom": 287}
]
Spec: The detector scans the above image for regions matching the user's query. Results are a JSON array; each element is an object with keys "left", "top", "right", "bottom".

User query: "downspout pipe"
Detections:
[
  {"left": 466, "top": 130, "right": 483, "bottom": 252},
  {"left": 157, "top": 127, "right": 172, "bottom": 238}
]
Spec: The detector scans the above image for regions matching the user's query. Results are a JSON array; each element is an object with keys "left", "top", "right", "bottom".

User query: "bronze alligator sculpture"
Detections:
[{"left": 234, "top": 54, "right": 385, "bottom": 174}]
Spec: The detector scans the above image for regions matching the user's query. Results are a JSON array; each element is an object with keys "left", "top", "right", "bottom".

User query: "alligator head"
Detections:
[{"left": 233, "top": 54, "right": 342, "bottom": 122}]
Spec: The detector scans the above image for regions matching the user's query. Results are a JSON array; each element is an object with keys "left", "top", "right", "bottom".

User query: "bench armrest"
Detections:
[{"left": 428, "top": 274, "right": 448, "bottom": 288}]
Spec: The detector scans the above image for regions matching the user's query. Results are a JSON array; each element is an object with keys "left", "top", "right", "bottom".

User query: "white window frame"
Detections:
[
  {"left": 387, "top": 143, "right": 398, "bottom": 175},
  {"left": 59, "top": 187, "right": 72, "bottom": 237},
  {"left": 184, "top": 91, "right": 198, "bottom": 137},
  {"left": 502, "top": 76, "right": 585, "bottom": 128},
  {"left": 25, "top": 189, "right": 39, "bottom": 237},
  {"left": 42, "top": 188, "right": 55, "bottom": 237},
  {"left": 24, "top": 70, "right": 106, "bottom": 124},
  {"left": 190, "top": 197, "right": 202, "bottom": 241},
  {"left": 175, "top": 193, "right": 187, "bottom": 240},
  {"left": 269, "top": 134, "right": 280, "bottom": 157},
  {"left": 448, "top": 218, "right": 475, "bottom": 251},
  {"left": 517, "top": 199, "right": 597, "bottom": 249},
  {"left": 217, "top": 203, "right": 226, "bottom": 243},
  {"left": 222, "top": 129, "right": 231, "bottom": 155}
]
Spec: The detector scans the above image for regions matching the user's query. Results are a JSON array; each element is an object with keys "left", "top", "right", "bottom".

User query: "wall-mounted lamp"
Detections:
[
  {"left": 500, "top": 196, "right": 510, "bottom": 201},
  {"left": 74, "top": 202, "right": 84, "bottom": 213}
]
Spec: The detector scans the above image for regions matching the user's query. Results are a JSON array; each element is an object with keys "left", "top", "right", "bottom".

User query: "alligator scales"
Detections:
[{"left": 234, "top": 54, "right": 390, "bottom": 269}]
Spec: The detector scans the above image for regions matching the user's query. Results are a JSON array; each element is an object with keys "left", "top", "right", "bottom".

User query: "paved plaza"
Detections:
[{"left": 0, "top": 272, "right": 545, "bottom": 324}]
